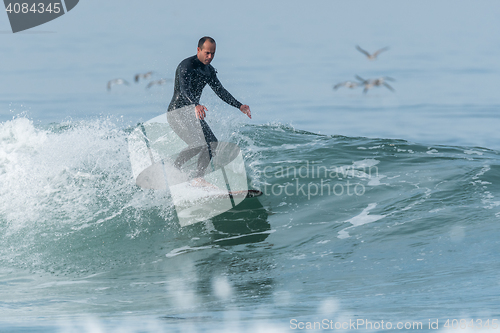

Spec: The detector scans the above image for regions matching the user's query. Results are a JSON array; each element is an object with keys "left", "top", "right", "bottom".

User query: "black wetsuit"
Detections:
[
  {"left": 168, "top": 55, "right": 242, "bottom": 112},
  {"left": 167, "top": 55, "right": 242, "bottom": 178}
]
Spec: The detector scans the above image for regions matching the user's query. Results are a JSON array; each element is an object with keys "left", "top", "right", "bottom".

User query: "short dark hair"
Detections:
[{"left": 198, "top": 36, "right": 216, "bottom": 49}]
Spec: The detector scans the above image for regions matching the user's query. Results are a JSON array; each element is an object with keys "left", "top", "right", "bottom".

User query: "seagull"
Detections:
[
  {"left": 372, "top": 77, "right": 395, "bottom": 91},
  {"left": 355, "top": 75, "right": 375, "bottom": 93},
  {"left": 135, "top": 71, "right": 154, "bottom": 82},
  {"left": 107, "top": 79, "right": 130, "bottom": 91},
  {"left": 333, "top": 81, "right": 360, "bottom": 90},
  {"left": 355, "top": 45, "right": 389, "bottom": 60},
  {"left": 146, "top": 79, "right": 169, "bottom": 89},
  {"left": 355, "top": 75, "right": 395, "bottom": 93}
]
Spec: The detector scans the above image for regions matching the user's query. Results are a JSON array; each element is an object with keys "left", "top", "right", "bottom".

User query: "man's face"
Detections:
[{"left": 197, "top": 41, "right": 216, "bottom": 65}]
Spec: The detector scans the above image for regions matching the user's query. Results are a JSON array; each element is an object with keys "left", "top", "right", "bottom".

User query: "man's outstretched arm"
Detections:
[{"left": 209, "top": 76, "right": 251, "bottom": 118}]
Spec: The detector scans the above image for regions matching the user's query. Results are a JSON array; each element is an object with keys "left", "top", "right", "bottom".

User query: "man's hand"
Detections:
[
  {"left": 195, "top": 104, "right": 207, "bottom": 120},
  {"left": 240, "top": 105, "right": 251, "bottom": 119}
]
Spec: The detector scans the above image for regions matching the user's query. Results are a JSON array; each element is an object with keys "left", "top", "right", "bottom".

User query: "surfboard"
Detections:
[
  {"left": 227, "top": 189, "right": 263, "bottom": 198},
  {"left": 194, "top": 189, "right": 263, "bottom": 200},
  {"left": 127, "top": 113, "right": 261, "bottom": 227},
  {"left": 243, "top": 189, "right": 263, "bottom": 197}
]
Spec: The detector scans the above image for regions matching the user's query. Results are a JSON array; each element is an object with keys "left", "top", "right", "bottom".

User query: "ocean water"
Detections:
[{"left": 1, "top": 0, "right": 500, "bottom": 332}]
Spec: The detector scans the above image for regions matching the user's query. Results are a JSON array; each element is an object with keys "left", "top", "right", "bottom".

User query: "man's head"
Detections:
[{"left": 197, "top": 36, "right": 216, "bottom": 65}]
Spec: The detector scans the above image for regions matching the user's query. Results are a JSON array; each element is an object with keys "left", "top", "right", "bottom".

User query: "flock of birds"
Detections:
[
  {"left": 108, "top": 47, "right": 394, "bottom": 94},
  {"left": 333, "top": 45, "right": 395, "bottom": 94},
  {"left": 107, "top": 71, "right": 171, "bottom": 91}
]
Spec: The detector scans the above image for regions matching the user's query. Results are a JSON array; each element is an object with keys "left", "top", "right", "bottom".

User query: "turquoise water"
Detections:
[{"left": 1, "top": 0, "right": 500, "bottom": 332}]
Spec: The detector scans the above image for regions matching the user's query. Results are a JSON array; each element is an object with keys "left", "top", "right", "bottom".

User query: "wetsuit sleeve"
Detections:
[
  {"left": 178, "top": 62, "right": 199, "bottom": 106},
  {"left": 208, "top": 74, "right": 243, "bottom": 109}
]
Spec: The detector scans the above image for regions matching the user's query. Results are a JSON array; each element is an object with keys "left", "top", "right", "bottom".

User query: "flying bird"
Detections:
[
  {"left": 355, "top": 75, "right": 395, "bottom": 93},
  {"left": 107, "top": 79, "right": 130, "bottom": 91},
  {"left": 333, "top": 81, "right": 360, "bottom": 90},
  {"left": 135, "top": 71, "right": 154, "bottom": 82},
  {"left": 146, "top": 79, "right": 169, "bottom": 89},
  {"left": 355, "top": 45, "right": 389, "bottom": 60}
]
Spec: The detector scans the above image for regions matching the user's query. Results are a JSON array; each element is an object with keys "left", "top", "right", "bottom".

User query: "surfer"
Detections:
[{"left": 167, "top": 36, "right": 251, "bottom": 188}]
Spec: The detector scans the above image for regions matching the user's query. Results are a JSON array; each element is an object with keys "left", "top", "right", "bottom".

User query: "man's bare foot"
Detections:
[{"left": 190, "top": 177, "right": 220, "bottom": 190}]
